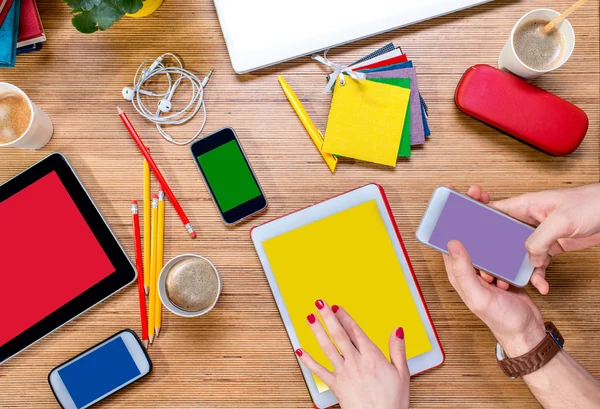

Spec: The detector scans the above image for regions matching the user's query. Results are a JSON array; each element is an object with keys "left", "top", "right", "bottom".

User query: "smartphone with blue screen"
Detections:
[
  {"left": 190, "top": 127, "right": 267, "bottom": 225},
  {"left": 48, "top": 329, "right": 151, "bottom": 409},
  {"left": 416, "top": 187, "right": 536, "bottom": 287}
]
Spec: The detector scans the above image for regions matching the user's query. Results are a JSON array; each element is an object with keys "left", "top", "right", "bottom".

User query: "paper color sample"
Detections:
[
  {"left": 363, "top": 67, "right": 425, "bottom": 145},
  {"left": 0, "top": 171, "right": 115, "bottom": 346},
  {"left": 362, "top": 61, "right": 431, "bottom": 138},
  {"left": 367, "top": 77, "right": 411, "bottom": 157},
  {"left": 263, "top": 200, "right": 432, "bottom": 392},
  {"left": 322, "top": 77, "right": 410, "bottom": 167}
]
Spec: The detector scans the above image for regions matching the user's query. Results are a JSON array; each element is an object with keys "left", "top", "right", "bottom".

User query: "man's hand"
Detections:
[
  {"left": 443, "top": 241, "right": 546, "bottom": 357},
  {"left": 485, "top": 183, "right": 600, "bottom": 294}
]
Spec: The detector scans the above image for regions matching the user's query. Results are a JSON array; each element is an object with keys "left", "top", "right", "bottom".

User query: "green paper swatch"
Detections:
[{"left": 366, "top": 78, "right": 411, "bottom": 157}]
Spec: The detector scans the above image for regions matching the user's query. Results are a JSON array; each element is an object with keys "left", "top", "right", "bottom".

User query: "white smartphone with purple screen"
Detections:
[{"left": 416, "top": 187, "right": 535, "bottom": 287}]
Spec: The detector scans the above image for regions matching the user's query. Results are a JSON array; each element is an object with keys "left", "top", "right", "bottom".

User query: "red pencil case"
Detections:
[{"left": 455, "top": 64, "right": 588, "bottom": 156}]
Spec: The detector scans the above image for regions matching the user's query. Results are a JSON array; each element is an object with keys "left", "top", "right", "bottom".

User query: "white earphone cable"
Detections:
[{"left": 127, "top": 53, "right": 212, "bottom": 146}]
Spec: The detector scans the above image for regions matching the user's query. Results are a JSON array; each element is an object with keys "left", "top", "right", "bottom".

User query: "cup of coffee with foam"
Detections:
[
  {"left": 158, "top": 254, "right": 222, "bottom": 317},
  {"left": 498, "top": 9, "right": 575, "bottom": 80},
  {"left": 0, "top": 82, "right": 53, "bottom": 150}
]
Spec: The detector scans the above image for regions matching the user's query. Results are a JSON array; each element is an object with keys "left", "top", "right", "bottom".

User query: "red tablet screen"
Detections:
[{"left": 0, "top": 171, "right": 115, "bottom": 347}]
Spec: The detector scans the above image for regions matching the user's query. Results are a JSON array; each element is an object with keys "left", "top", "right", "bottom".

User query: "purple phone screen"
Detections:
[{"left": 429, "top": 193, "right": 533, "bottom": 280}]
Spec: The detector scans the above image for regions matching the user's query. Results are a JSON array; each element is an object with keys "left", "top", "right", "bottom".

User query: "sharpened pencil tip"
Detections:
[
  {"left": 116, "top": 105, "right": 123, "bottom": 114},
  {"left": 142, "top": 340, "right": 149, "bottom": 349},
  {"left": 155, "top": 327, "right": 160, "bottom": 337},
  {"left": 149, "top": 335, "right": 154, "bottom": 344},
  {"left": 145, "top": 286, "right": 149, "bottom": 296}
]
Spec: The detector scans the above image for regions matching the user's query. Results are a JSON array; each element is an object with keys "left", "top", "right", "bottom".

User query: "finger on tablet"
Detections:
[
  {"left": 315, "top": 300, "right": 357, "bottom": 358},
  {"left": 295, "top": 348, "right": 336, "bottom": 387},
  {"left": 306, "top": 313, "right": 344, "bottom": 367},
  {"left": 331, "top": 305, "right": 371, "bottom": 353}
]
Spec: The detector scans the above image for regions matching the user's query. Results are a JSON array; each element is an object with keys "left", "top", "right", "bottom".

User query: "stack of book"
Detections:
[{"left": 0, "top": 0, "right": 45, "bottom": 68}]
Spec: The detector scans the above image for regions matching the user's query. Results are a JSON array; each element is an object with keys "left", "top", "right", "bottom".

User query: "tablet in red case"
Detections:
[{"left": 455, "top": 64, "right": 588, "bottom": 156}]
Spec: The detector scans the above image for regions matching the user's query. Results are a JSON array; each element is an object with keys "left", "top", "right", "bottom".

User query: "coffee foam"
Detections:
[
  {"left": 165, "top": 257, "right": 219, "bottom": 312},
  {"left": 0, "top": 92, "right": 31, "bottom": 144},
  {"left": 513, "top": 19, "right": 564, "bottom": 71}
]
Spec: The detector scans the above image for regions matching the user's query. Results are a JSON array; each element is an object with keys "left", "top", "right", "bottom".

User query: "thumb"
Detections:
[
  {"left": 447, "top": 240, "right": 483, "bottom": 295},
  {"left": 526, "top": 212, "right": 570, "bottom": 267},
  {"left": 389, "top": 327, "right": 409, "bottom": 377},
  {"left": 490, "top": 194, "right": 539, "bottom": 226}
]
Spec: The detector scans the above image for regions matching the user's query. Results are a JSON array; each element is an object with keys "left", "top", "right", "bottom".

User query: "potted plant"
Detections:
[{"left": 63, "top": 0, "right": 163, "bottom": 33}]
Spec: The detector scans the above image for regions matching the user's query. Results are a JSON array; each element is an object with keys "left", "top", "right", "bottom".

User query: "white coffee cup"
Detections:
[
  {"left": 0, "top": 82, "right": 53, "bottom": 150},
  {"left": 498, "top": 9, "right": 575, "bottom": 80},
  {"left": 158, "top": 253, "right": 222, "bottom": 317}
]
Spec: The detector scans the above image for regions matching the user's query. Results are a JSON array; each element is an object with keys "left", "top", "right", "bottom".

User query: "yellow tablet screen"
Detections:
[{"left": 263, "top": 200, "right": 432, "bottom": 392}]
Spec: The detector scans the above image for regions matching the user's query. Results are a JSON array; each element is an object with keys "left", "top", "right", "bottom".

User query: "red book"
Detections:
[
  {"left": 17, "top": 0, "right": 44, "bottom": 48},
  {"left": 0, "top": 0, "right": 15, "bottom": 26}
]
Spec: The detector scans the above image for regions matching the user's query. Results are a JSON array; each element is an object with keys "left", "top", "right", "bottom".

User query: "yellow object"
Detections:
[
  {"left": 143, "top": 159, "right": 151, "bottom": 295},
  {"left": 155, "top": 190, "right": 165, "bottom": 336},
  {"left": 126, "top": 0, "right": 164, "bottom": 18},
  {"left": 278, "top": 76, "right": 338, "bottom": 173},
  {"left": 148, "top": 196, "right": 158, "bottom": 343},
  {"left": 322, "top": 77, "right": 410, "bottom": 167},
  {"left": 263, "top": 200, "right": 432, "bottom": 392}
]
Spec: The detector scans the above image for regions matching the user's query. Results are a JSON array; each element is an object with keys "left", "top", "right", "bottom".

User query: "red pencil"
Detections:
[
  {"left": 132, "top": 200, "right": 149, "bottom": 348},
  {"left": 117, "top": 106, "right": 196, "bottom": 239}
]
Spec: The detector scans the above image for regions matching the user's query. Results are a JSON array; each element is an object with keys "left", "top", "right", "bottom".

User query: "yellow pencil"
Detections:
[
  {"left": 155, "top": 188, "right": 165, "bottom": 337},
  {"left": 143, "top": 157, "right": 151, "bottom": 295},
  {"left": 278, "top": 76, "right": 338, "bottom": 173},
  {"left": 148, "top": 194, "right": 158, "bottom": 344}
]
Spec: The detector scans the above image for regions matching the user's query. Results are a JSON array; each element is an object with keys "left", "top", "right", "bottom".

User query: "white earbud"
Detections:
[
  {"left": 122, "top": 87, "right": 155, "bottom": 101},
  {"left": 157, "top": 99, "right": 172, "bottom": 113}
]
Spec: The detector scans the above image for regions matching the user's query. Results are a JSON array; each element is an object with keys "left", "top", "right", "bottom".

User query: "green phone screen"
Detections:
[{"left": 197, "top": 140, "right": 261, "bottom": 213}]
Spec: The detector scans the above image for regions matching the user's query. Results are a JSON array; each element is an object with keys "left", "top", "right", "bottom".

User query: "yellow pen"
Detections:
[{"left": 278, "top": 76, "right": 338, "bottom": 173}]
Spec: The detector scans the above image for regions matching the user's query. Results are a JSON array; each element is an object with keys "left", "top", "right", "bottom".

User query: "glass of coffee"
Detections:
[
  {"left": 498, "top": 9, "right": 575, "bottom": 80},
  {"left": 158, "top": 254, "right": 222, "bottom": 317},
  {"left": 0, "top": 82, "right": 53, "bottom": 150}
]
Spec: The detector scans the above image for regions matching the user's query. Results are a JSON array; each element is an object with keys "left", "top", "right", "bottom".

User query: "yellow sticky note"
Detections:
[
  {"left": 263, "top": 200, "right": 431, "bottom": 392},
  {"left": 322, "top": 77, "right": 410, "bottom": 167}
]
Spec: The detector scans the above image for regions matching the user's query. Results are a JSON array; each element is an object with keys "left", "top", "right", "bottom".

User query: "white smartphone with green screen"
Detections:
[
  {"left": 416, "top": 187, "right": 535, "bottom": 287},
  {"left": 48, "top": 330, "right": 151, "bottom": 409}
]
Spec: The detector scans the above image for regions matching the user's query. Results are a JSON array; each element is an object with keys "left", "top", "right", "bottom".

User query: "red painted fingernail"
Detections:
[
  {"left": 331, "top": 305, "right": 339, "bottom": 313},
  {"left": 307, "top": 314, "right": 316, "bottom": 324},
  {"left": 315, "top": 300, "right": 325, "bottom": 310},
  {"left": 396, "top": 327, "right": 404, "bottom": 339},
  {"left": 295, "top": 349, "right": 303, "bottom": 357}
]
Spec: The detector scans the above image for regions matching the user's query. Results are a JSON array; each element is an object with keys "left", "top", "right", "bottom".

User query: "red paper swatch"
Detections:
[{"left": 0, "top": 171, "right": 115, "bottom": 346}]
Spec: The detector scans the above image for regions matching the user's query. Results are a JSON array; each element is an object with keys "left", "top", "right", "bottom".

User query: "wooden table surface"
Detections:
[{"left": 1, "top": 0, "right": 598, "bottom": 407}]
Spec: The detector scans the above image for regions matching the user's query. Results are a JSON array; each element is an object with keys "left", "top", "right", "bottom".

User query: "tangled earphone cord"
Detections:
[{"left": 126, "top": 53, "right": 212, "bottom": 146}]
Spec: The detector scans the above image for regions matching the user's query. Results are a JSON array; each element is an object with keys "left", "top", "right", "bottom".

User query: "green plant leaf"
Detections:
[
  {"left": 115, "top": 0, "right": 144, "bottom": 14},
  {"left": 93, "top": 2, "right": 124, "bottom": 30},
  {"left": 63, "top": 0, "right": 102, "bottom": 11},
  {"left": 71, "top": 10, "right": 98, "bottom": 33}
]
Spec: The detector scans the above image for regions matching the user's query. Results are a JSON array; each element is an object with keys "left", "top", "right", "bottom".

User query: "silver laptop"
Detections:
[{"left": 213, "top": 0, "right": 492, "bottom": 74}]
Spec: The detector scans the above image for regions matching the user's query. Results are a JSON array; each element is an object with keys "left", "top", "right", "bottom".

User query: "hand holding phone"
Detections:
[
  {"left": 417, "top": 186, "right": 535, "bottom": 287},
  {"left": 49, "top": 330, "right": 151, "bottom": 409}
]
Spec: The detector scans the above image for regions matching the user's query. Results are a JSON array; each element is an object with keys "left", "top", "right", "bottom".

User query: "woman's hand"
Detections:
[{"left": 296, "top": 300, "right": 409, "bottom": 409}]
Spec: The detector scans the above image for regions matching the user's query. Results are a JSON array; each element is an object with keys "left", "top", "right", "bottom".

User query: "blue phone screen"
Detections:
[{"left": 58, "top": 336, "right": 141, "bottom": 408}]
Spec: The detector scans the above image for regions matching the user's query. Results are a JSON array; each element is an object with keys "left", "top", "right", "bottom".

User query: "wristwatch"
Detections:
[{"left": 496, "top": 322, "right": 564, "bottom": 379}]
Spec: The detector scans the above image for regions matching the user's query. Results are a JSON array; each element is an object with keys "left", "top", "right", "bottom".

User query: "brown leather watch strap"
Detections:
[{"left": 497, "top": 322, "right": 564, "bottom": 378}]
